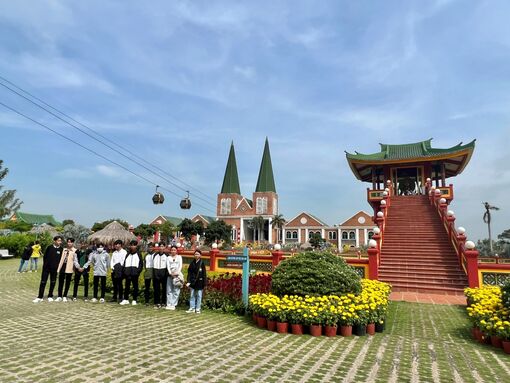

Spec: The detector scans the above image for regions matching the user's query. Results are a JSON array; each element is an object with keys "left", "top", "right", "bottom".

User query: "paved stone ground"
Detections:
[
  {"left": 1, "top": 259, "right": 509, "bottom": 382},
  {"left": 390, "top": 291, "right": 467, "bottom": 305}
]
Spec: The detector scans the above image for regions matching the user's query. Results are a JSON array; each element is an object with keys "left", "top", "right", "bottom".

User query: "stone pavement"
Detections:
[
  {"left": 390, "top": 291, "right": 467, "bottom": 305},
  {"left": 1, "top": 259, "right": 508, "bottom": 382}
]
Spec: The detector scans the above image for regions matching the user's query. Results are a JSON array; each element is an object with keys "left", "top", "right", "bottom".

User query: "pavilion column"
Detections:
[{"left": 441, "top": 163, "right": 446, "bottom": 187}]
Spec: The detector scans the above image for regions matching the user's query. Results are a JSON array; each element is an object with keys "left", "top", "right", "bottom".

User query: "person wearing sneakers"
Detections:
[
  {"left": 166, "top": 245, "right": 183, "bottom": 310},
  {"left": 90, "top": 243, "right": 110, "bottom": 303},
  {"left": 110, "top": 240, "right": 126, "bottom": 303},
  {"left": 29, "top": 240, "right": 42, "bottom": 272},
  {"left": 33, "top": 236, "right": 63, "bottom": 303},
  {"left": 56, "top": 238, "right": 78, "bottom": 302},
  {"left": 186, "top": 249, "right": 207, "bottom": 314},
  {"left": 120, "top": 240, "right": 143, "bottom": 306},
  {"left": 72, "top": 244, "right": 92, "bottom": 301},
  {"left": 152, "top": 242, "right": 167, "bottom": 308},
  {"left": 18, "top": 243, "right": 32, "bottom": 273},
  {"left": 143, "top": 243, "right": 156, "bottom": 306}
]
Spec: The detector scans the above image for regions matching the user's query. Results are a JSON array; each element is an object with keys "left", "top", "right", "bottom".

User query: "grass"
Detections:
[{"left": 0, "top": 258, "right": 509, "bottom": 382}]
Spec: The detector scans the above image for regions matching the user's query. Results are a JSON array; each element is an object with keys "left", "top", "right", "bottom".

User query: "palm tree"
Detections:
[
  {"left": 271, "top": 214, "right": 286, "bottom": 244},
  {"left": 483, "top": 202, "right": 500, "bottom": 253},
  {"left": 251, "top": 216, "right": 266, "bottom": 242}
]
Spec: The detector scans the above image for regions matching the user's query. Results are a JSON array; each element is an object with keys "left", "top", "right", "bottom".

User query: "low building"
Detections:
[{"left": 9, "top": 212, "right": 61, "bottom": 226}]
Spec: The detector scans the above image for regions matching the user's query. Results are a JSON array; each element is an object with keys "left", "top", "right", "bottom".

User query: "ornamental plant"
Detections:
[
  {"left": 502, "top": 280, "right": 510, "bottom": 309},
  {"left": 271, "top": 251, "right": 362, "bottom": 297}
]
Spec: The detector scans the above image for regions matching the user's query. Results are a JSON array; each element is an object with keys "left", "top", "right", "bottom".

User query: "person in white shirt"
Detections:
[
  {"left": 143, "top": 243, "right": 156, "bottom": 306},
  {"left": 120, "top": 240, "right": 143, "bottom": 306},
  {"left": 166, "top": 245, "right": 183, "bottom": 310},
  {"left": 110, "top": 240, "right": 127, "bottom": 303},
  {"left": 152, "top": 242, "right": 168, "bottom": 308}
]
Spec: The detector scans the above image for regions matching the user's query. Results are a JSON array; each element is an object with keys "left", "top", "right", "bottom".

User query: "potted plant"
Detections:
[
  {"left": 275, "top": 308, "right": 289, "bottom": 334},
  {"left": 304, "top": 310, "right": 322, "bottom": 337},
  {"left": 338, "top": 311, "right": 355, "bottom": 337},
  {"left": 322, "top": 309, "right": 338, "bottom": 337},
  {"left": 289, "top": 307, "right": 305, "bottom": 335}
]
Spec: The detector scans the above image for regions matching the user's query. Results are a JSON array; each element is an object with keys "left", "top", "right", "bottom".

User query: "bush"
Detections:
[
  {"left": 271, "top": 251, "right": 362, "bottom": 297},
  {"left": 0, "top": 232, "right": 52, "bottom": 256},
  {"left": 502, "top": 280, "right": 510, "bottom": 309}
]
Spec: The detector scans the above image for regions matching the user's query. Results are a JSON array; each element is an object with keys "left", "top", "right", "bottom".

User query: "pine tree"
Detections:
[{"left": 0, "top": 160, "right": 22, "bottom": 220}]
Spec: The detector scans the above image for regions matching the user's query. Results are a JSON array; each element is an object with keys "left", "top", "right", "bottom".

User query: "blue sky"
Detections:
[{"left": 0, "top": 1, "right": 509, "bottom": 241}]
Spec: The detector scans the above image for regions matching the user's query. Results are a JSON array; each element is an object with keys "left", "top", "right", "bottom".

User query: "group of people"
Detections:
[
  {"left": 32, "top": 236, "right": 207, "bottom": 313},
  {"left": 17, "top": 240, "right": 42, "bottom": 273}
]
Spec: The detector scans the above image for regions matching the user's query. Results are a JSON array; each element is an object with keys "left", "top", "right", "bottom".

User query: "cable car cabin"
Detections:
[
  {"left": 180, "top": 197, "right": 192, "bottom": 209},
  {"left": 152, "top": 192, "right": 164, "bottom": 205}
]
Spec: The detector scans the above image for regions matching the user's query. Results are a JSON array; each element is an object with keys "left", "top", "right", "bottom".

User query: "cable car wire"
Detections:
[
  {"left": 0, "top": 75, "right": 216, "bottom": 207},
  {"left": 0, "top": 100, "right": 216, "bottom": 214}
]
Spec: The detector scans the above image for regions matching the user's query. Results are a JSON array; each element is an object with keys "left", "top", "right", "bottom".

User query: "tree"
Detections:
[
  {"left": 0, "top": 160, "right": 22, "bottom": 220},
  {"left": 91, "top": 219, "right": 129, "bottom": 232},
  {"left": 251, "top": 216, "right": 266, "bottom": 242},
  {"left": 62, "top": 224, "right": 92, "bottom": 245},
  {"left": 178, "top": 219, "right": 204, "bottom": 241},
  {"left": 62, "top": 219, "right": 75, "bottom": 226},
  {"left": 203, "top": 220, "right": 232, "bottom": 246},
  {"left": 133, "top": 223, "right": 157, "bottom": 241},
  {"left": 483, "top": 202, "right": 500, "bottom": 254},
  {"left": 158, "top": 221, "right": 175, "bottom": 244},
  {"left": 1, "top": 220, "right": 32, "bottom": 232},
  {"left": 309, "top": 233, "right": 325, "bottom": 249},
  {"left": 271, "top": 214, "right": 286, "bottom": 243}
]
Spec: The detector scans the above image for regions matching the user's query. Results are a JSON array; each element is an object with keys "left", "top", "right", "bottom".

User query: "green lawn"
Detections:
[{"left": 1, "top": 258, "right": 509, "bottom": 382}]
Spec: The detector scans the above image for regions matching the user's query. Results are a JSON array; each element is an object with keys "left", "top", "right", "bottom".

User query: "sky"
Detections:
[{"left": 0, "top": 0, "right": 509, "bottom": 241}]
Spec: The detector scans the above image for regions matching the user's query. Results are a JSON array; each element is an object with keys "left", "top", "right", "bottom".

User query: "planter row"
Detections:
[
  {"left": 253, "top": 314, "right": 385, "bottom": 337},
  {"left": 471, "top": 327, "right": 510, "bottom": 354}
]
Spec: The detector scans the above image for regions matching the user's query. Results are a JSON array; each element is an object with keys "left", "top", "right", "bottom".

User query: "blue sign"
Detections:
[
  {"left": 242, "top": 247, "right": 250, "bottom": 308},
  {"left": 226, "top": 255, "right": 247, "bottom": 263}
]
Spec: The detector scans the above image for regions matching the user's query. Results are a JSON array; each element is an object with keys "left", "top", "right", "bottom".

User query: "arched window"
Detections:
[
  {"left": 286, "top": 231, "right": 292, "bottom": 239},
  {"left": 328, "top": 231, "right": 337, "bottom": 240},
  {"left": 256, "top": 197, "right": 267, "bottom": 214},
  {"left": 349, "top": 231, "right": 356, "bottom": 240},
  {"left": 220, "top": 198, "right": 231, "bottom": 215},
  {"left": 342, "top": 231, "right": 348, "bottom": 240},
  {"left": 368, "top": 231, "right": 374, "bottom": 239},
  {"left": 292, "top": 231, "right": 298, "bottom": 239},
  {"left": 308, "top": 231, "right": 313, "bottom": 239}
]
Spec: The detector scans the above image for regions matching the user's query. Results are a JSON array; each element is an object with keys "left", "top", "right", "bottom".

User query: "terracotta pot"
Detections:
[
  {"left": 291, "top": 323, "right": 304, "bottom": 335},
  {"left": 325, "top": 325, "right": 337, "bottom": 337},
  {"left": 375, "top": 322, "right": 385, "bottom": 333},
  {"left": 339, "top": 325, "right": 352, "bottom": 337},
  {"left": 309, "top": 324, "right": 322, "bottom": 337},
  {"left": 252, "top": 313, "right": 257, "bottom": 323},
  {"left": 474, "top": 328, "right": 483, "bottom": 342},
  {"left": 367, "top": 323, "right": 376, "bottom": 336},
  {"left": 502, "top": 340, "right": 510, "bottom": 354},
  {"left": 480, "top": 333, "right": 491, "bottom": 345},
  {"left": 267, "top": 319, "right": 277, "bottom": 332},
  {"left": 256, "top": 316, "right": 267, "bottom": 329},
  {"left": 470, "top": 327, "right": 477, "bottom": 339},
  {"left": 491, "top": 335, "right": 503, "bottom": 349},
  {"left": 353, "top": 323, "right": 367, "bottom": 336},
  {"left": 276, "top": 321, "right": 289, "bottom": 334}
]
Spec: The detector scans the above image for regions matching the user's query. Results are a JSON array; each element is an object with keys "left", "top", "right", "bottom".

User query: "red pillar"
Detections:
[
  {"left": 465, "top": 249, "right": 480, "bottom": 288},
  {"left": 209, "top": 247, "right": 219, "bottom": 272},
  {"left": 368, "top": 247, "right": 379, "bottom": 280},
  {"left": 272, "top": 249, "right": 283, "bottom": 271}
]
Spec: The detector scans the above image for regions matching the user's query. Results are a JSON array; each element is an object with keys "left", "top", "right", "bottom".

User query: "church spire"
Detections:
[
  {"left": 220, "top": 141, "right": 241, "bottom": 194},
  {"left": 255, "top": 137, "right": 276, "bottom": 193}
]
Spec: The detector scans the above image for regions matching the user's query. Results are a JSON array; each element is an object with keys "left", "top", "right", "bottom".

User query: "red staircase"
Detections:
[{"left": 379, "top": 195, "right": 468, "bottom": 294}]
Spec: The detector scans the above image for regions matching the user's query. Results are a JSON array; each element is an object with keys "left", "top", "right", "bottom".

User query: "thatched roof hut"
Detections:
[{"left": 87, "top": 221, "right": 136, "bottom": 246}]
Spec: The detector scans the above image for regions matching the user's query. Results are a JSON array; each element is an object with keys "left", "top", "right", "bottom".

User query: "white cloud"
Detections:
[
  {"left": 234, "top": 66, "right": 256, "bottom": 80},
  {"left": 56, "top": 168, "right": 93, "bottom": 179}
]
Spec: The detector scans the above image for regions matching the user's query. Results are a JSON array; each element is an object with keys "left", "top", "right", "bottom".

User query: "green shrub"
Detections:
[
  {"left": 271, "top": 251, "right": 362, "bottom": 297},
  {"left": 0, "top": 232, "right": 52, "bottom": 257},
  {"left": 502, "top": 280, "right": 510, "bottom": 309}
]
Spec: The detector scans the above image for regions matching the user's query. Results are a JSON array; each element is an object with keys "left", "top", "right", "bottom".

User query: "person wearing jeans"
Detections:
[
  {"left": 186, "top": 250, "right": 207, "bottom": 314},
  {"left": 90, "top": 244, "right": 110, "bottom": 303},
  {"left": 166, "top": 245, "right": 183, "bottom": 310},
  {"left": 18, "top": 243, "right": 32, "bottom": 273},
  {"left": 29, "top": 241, "right": 42, "bottom": 272},
  {"left": 33, "top": 236, "right": 63, "bottom": 303}
]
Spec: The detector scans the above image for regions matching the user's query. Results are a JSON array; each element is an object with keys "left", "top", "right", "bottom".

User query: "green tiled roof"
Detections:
[
  {"left": 162, "top": 216, "right": 183, "bottom": 226},
  {"left": 346, "top": 139, "right": 476, "bottom": 161},
  {"left": 197, "top": 215, "right": 216, "bottom": 224},
  {"left": 221, "top": 142, "right": 241, "bottom": 194},
  {"left": 14, "top": 212, "right": 60, "bottom": 226},
  {"left": 255, "top": 138, "right": 276, "bottom": 193}
]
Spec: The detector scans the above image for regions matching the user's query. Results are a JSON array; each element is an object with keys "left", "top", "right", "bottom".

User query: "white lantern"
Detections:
[
  {"left": 435, "top": 189, "right": 441, "bottom": 195},
  {"left": 176, "top": 243, "right": 182, "bottom": 248},
  {"left": 465, "top": 241, "right": 475, "bottom": 250},
  {"left": 384, "top": 188, "right": 390, "bottom": 193},
  {"left": 373, "top": 227, "right": 381, "bottom": 235},
  {"left": 382, "top": 191, "right": 388, "bottom": 197},
  {"left": 386, "top": 180, "right": 391, "bottom": 185},
  {"left": 368, "top": 239, "right": 377, "bottom": 248},
  {"left": 457, "top": 227, "right": 466, "bottom": 235},
  {"left": 380, "top": 200, "right": 387, "bottom": 206},
  {"left": 426, "top": 178, "right": 431, "bottom": 182},
  {"left": 439, "top": 198, "right": 446, "bottom": 204},
  {"left": 274, "top": 243, "right": 281, "bottom": 251},
  {"left": 431, "top": 185, "right": 436, "bottom": 190},
  {"left": 377, "top": 211, "right": 384, "bottom": 218},
  {"left": 212, "top": 243, "right": 218, "bottom": 249},
  {"left": 447, "top": 210, "right": 455, "bottom": 217}
]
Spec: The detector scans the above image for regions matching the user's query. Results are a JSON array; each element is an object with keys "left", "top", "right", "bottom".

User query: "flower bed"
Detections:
[
  {"left": 465, "top": 285, "right": 510, "bottom": 353},
  {"left": 249, "top": 279, "right": 391, "bottom": 337}
]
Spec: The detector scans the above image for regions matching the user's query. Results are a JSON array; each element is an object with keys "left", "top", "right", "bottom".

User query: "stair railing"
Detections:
[
  {"left": 429, "top": 186, "right": 480, "bottom": 287},
  {"left": 367, "top": 187, "right": 391, "bottom": 280}
]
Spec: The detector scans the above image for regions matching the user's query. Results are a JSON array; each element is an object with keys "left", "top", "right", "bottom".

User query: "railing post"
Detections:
[
  {"left": 446, "top": 215, "right": 455, "bottom": 241},
  {"left": 272, "top": 245, "right": 283, "bottom": 271},
  {"left": 456, "top": 232, "right": 466, "bottom": 265},
  {"left": 372, "top": 232, "right": 381, "bottom": 265},
  {"left": 209, "top": 243, "right": 219, "bottom": 272},
  {"left": 464, "top": 241, "right": 480, "bottom": 288},
  {"left": 368, "top": 239, "right": 379, "bottom": 280}
]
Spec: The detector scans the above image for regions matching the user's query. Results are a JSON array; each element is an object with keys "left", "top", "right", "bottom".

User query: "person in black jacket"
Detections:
[
  {"left": 186, "top": 249, "right": 207, "bottom": 314},
  {"left": 17, "top": 243, "right": 32, "bottom": 273},
  {"left": 72, "top": 244, "right": 92, "bottom": 301},
  {"left": 120, "top": 240, "right": 143, "bottom": 306},
  {"left": 33, "top": 236, "right": 64, "bottom": 303}
]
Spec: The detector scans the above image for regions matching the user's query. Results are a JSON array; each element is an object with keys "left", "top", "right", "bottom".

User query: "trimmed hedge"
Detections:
[
  {"left": 271, "top": 251, "right": 362, "bottom": 297},
  {"left": 502, "top": 280, "right": 510, "bottom": 309}
]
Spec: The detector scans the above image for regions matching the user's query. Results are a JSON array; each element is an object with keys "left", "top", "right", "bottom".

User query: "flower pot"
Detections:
[
  {"left": 276, "top": 321, "right": 289, "bottom": 334},
  {"left": 491, "top": 335, "right": 503, "bottom": 349},
  {"left": 309, "top": 324, "right": 322, "bottom": 337},
  {"left": 256, "top": 316, "right": 267, "bottom": 329},
  {"left": 325, "top": 325, "right": 337, "bottom": 337},
  {"left": 267, "top": 319, "right": 277, "bottom": 332},
  {"left": 353, "top": 323, "right": 367, "bottom": 336},
  {"left": 502, "top": 340, "right": 510, "bottom": 354},
  {"left": 339, "top": 325, "right": 352, "bottom": 337},
  {"left": 367, "top": 323, "right": 376, "bottom": 336},
  {"left": 479, "top": 333, "right": 491, "bottom": 345},
  {"left": 252, "top": 313, "right": 257, "bottom": 323},
  {"left": 470, "top": 327, "right": 477, "bottom": 339},
  {"left": 474, "top": 327, "right": 483, "bottom": 342},
  {"left": 291, "top": 323, "right": 304, "bottom": 335},
  {"left": 375, "top": 322, "right": 385, "bottom": 333}
]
